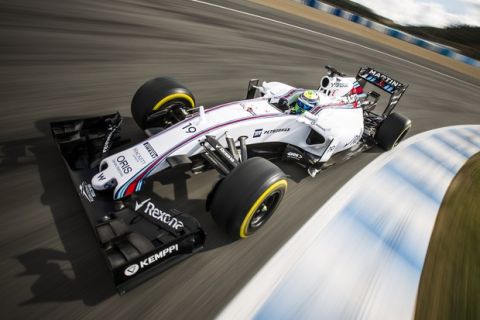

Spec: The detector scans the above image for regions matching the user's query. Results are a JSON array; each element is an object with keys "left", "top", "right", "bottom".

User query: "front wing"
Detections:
[{"left": 50, "top": 113, "right": 206, "bottom": 294}]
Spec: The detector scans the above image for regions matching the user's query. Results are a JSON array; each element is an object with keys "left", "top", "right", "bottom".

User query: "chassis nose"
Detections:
[{"left": 91, "top": 168, "right": 117, "bottom": 191}]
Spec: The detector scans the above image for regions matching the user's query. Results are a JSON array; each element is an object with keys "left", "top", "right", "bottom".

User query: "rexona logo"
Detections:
[
  {"left": 135, "top": 198, "right": 184, "bottom": 230},
  {"left": 124, "top": 244, "right": 179, "bottom": 277}
]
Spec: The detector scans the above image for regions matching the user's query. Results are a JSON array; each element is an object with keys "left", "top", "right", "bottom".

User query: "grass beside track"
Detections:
[{"left": 415, "top": 152, "right": 480, "bottom": 320}]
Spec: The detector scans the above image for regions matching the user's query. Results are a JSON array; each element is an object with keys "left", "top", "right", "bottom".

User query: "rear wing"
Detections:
[{"left": 357, "top": 67, "right": 408, "bottom": 116}]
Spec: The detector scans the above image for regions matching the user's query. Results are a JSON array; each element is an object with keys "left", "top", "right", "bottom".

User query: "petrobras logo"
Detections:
[
  {"left": 134, "top": 198, "right": 184, "bottom": 230},
  {"left": 124, "top": 244, "right": 179, "bottom": 277},
  {"left": 264, "top": 128, "right": 290, "bottom": 134},
  {"left": 143, "top": 142, "right": 158, "bottom": 159}
]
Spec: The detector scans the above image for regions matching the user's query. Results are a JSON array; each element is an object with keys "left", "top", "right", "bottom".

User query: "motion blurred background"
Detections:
[
  {"left": 321, "top": 0, "right": 480, "bottom": 60},
  {"left": 0, "top": 0, "right": 478, "bottom": 319}
]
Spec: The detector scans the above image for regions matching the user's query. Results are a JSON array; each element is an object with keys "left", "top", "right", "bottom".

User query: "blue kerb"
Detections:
[
  {"left": 342, "top": 200, "right": 423, "bottom": 271},
  {"left": 306, "top": 0, "right": 317, "bottom": 8},
  {"left": 383, "top": 161, "right": 442, "bottom": 204},
  {"left": 462, "top": 56, "right": 476, "bottom": 65},
  {"left": 433, "top": 134, "right": 472, "bottom": 159},
  {"left": 388, "top": 29, "right": 401, "bottom": 38},
  {"left": 439, "top": 47, "right": 452, "bottom": 56},
  {"left": 408, "top": 144, "right": 457, "bottom": 174},
  {"left": 466, "top": 127, "right": 480, "bottom": 138},
  {"left": 450, "top": 129, "right": 480, "bottom": 149},
  {"left": 416, "top": 39, "right": 428, "bottom": 48}
]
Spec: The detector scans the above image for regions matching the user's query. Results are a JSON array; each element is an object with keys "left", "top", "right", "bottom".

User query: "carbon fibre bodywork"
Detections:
[{"left": 50, "top": 114, "right": 205, "bottom": 294}]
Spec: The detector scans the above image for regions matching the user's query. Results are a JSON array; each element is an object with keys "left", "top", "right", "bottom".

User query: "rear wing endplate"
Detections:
[{"left": 357, "top": 67, "right": 408, "bottom": 116}]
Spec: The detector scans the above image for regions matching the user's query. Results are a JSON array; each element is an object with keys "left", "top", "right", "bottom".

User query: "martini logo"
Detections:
[
  {"left": 366, "top": 69, "right": 401, "bottom": 88},
  {"left": 124, "top": 264, "right": 139, "bottom": 276}
]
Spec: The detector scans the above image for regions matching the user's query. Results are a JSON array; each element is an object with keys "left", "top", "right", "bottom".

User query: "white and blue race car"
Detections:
[{"left": 51, "top": 66, "right": 411, "bottom": 293}]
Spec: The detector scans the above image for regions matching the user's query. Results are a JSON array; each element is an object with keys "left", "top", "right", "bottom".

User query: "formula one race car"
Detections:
[{"left": 51, "top": 66, "right": 411, "bottom": 293}]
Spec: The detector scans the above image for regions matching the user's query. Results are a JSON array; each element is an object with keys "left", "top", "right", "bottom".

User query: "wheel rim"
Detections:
[
  {"left": 239, "top": 179, "right": 288, "bottom": 239},
  {"left": 393, "top": 126, "right": 411, "bottom": 147},
  {"left": 249, "top": 190, "right": 282, "bottom": 230},
  {"left": 145, "top": 101, "right": 188, "bottom": 128}
]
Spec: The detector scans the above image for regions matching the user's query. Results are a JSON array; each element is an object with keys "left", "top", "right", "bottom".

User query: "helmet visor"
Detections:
[{"left": 297, "top": 98, "right": 314, "bottom": 111}]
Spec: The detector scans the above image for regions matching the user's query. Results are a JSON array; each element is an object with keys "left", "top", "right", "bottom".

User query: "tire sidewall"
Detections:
[
  {"left": 210, "top": 157, "right": 287, "bottom": 239},
  {"left": 131, "top": 77, "right": 195, "bottom": 129},
  {"left": 376, "top": 112, "right": 412, "bottom": 150}
]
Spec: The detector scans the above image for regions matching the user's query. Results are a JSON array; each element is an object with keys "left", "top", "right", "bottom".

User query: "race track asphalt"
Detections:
[{"left": 0, "top": 0, "right": 479, "bottom": 319}]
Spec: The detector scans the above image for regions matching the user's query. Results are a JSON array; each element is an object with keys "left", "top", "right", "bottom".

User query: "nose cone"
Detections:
[{"left": 91, "top": 170, "right": 117, "bottom": 191}]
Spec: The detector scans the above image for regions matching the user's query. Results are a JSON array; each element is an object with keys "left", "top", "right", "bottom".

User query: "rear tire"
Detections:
[
  {"left": 376, "top": 112, "right": 412, "bottom": 150},
  {"left": 131, "top": 77, "right": 195, "bottom": 130},
  {"left": 210, "top": 157, "right": 287, "bottom": 239}
]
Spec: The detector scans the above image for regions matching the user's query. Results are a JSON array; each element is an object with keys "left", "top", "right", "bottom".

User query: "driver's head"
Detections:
[{"left": 296, "top": 90, "right": 319, "bottom": 112}]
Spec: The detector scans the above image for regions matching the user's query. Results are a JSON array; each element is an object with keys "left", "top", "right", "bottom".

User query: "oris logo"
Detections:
[
  {"left": 124, "top": 264, "right": 139, "bottom": 276},
  {"left": 116, "top": 155, "right": 132, "bottom": 174}
]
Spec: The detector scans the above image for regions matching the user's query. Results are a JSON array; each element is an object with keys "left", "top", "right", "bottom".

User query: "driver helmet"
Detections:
[{"left": 296, "top": 90, "right": 319, "bottom": 112}]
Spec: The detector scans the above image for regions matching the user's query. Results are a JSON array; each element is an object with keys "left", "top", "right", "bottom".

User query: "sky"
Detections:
[{"left": 351, "top": 0, "right": 480, "bottom": 27}]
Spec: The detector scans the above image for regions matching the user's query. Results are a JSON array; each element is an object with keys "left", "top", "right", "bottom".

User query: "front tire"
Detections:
[
  {"left": 131, "top": 77, "right": 195, "bottom": 130},
  {"left": 210, "top": 157, "right": 287, "bottom": 239},
  {"left": 376, "top": 112, "right": 412, "bottom": 150}
]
